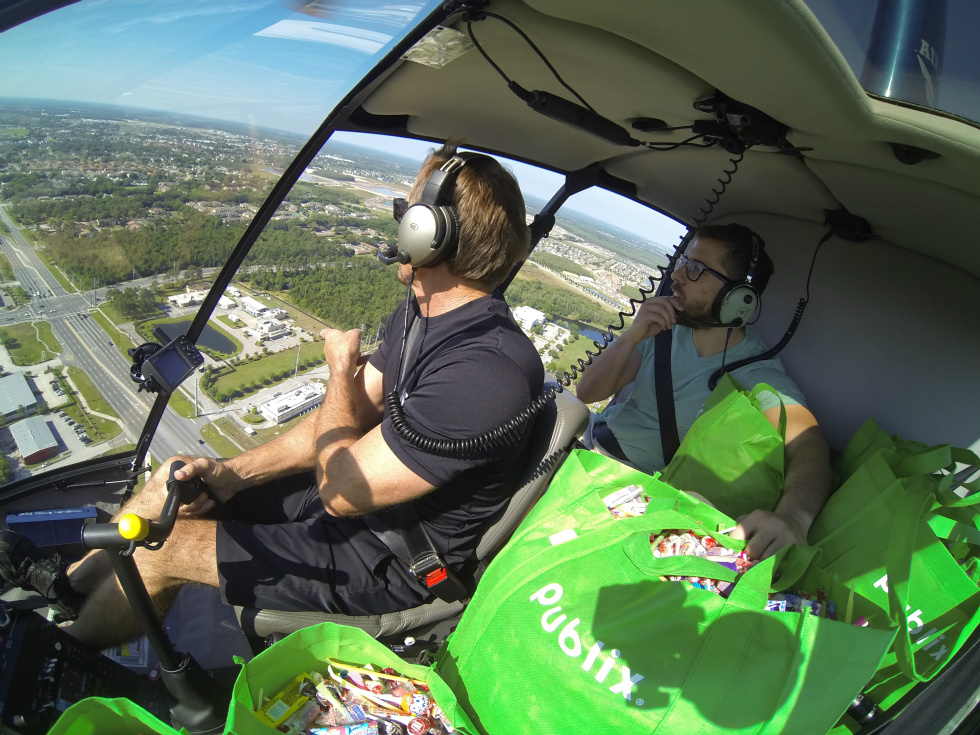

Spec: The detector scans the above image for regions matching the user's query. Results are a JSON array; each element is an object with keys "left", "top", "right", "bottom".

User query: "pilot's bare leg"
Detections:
[
  {"left": 68, "top": 458, "right": 189, "bottom": 594},
  {"left": 67, "top": 510, "right": 220, "bottom": 650}
]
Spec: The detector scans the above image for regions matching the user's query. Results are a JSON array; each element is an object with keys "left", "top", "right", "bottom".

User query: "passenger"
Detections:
[
  {"left": 576, "top": 224, "right": 832, "bottom": 560},
  {"left": 0, "top": 144, "right": 543, "bottom": 648}
]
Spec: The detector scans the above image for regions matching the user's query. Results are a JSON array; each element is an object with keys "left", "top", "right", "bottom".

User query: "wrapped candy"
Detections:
[
  {"left": 401, "top": 692, "right": 430, "bottom": 717},
  {"left": 649, "top": 528, "right": 757, "bottom": 598}
]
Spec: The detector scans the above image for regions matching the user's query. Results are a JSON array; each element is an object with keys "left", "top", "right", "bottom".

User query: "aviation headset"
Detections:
[
  {"left": 379, "top": 151, "right": 493, "bottom": 268},
  {"left": 709, "top": 229, "right": 762, "bottom": 327}
]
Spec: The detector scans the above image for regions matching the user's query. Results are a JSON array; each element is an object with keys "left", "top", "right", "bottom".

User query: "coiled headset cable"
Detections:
[{"left": 384, "top": 154, "right": 752, "bottom": 459}]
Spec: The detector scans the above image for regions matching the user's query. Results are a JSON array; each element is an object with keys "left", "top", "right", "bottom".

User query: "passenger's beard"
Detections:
[{"left": 675, "top": 296, "right": 715, "bottom": 327}]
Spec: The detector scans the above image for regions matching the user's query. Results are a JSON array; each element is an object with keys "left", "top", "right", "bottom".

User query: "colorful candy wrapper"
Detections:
[
  {"left": 275, "top": 699, "right": 322, "bottom": 734},
  {"left": 310, "top": 723, "right": 380, "bottom": 735}
]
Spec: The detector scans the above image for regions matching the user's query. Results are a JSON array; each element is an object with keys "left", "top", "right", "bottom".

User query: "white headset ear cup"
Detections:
[
  {"left": 397, "top": 203, "right": 458, "bottom": 267},
  {"left": 714, "top": 284, "right": 759, "bottom": 326}
]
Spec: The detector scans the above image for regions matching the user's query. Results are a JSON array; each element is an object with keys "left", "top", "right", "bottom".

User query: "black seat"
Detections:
[{"left": 235, "top": 384, "right": 589, "bottom": 651}]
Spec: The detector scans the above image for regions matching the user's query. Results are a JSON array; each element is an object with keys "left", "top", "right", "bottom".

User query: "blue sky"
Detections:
[{"left": 0, "top": 0, "right": 686, "bottom": 247}]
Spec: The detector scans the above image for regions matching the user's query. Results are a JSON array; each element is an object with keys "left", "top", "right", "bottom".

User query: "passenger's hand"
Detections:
[
  {"left": 168, "top": 456, "right": 243, "bottom": 517},
  {"left": 729, "top": 509, "right": 809, "bottom": 560},
  {"left": 320, "top": 327, "right": 362, "bottom": 376},
  {"left": 624, "top": 296, "right": 683, "bottom": 344}
]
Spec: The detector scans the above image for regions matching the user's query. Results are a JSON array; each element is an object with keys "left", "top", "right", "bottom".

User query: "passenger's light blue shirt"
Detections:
[{"left": 599, "top": 325, "right": 805, "bottom": 474}]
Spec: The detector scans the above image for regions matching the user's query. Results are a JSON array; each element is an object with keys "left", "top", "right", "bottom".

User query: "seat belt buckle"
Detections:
[
  {"left": 423, "top": 567, "right": 469, "bottom": 603},
  {"left": 410, "top": 552, "right": 468, "bottom": 603}
]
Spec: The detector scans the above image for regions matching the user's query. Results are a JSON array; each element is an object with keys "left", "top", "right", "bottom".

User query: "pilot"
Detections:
[
  {"left": 576, "top": 224, "right": 832, "bottom": 560},
  {"left": 0, "top": 143, "right": 544, "bottom": 648}
]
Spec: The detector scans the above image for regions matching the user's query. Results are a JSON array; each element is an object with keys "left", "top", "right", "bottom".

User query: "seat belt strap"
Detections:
[
  {"left": 364, "top": 312, "right": 468, "bottom": 603},
  {"left": 365, "top": 504, "right": 469, "bottom": 603},
  {"left": 655, "top": 329, "right": 681, "bottom": 465}
]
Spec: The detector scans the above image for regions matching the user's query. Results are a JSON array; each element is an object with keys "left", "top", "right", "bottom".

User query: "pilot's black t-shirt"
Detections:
[{"left": 369, "top": 289, "right": 544, "bottom": 567}]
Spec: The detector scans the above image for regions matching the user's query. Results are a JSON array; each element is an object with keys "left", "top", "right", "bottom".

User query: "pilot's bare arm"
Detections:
[
  {"left": 731, "top": 404, "right": 833, "bottom": 560},
  {"left": 178, "top": 330, "right": 386, "bottom": 507},
  {"left": 313, "top": 327, "right": 434, "bottom": 516}
]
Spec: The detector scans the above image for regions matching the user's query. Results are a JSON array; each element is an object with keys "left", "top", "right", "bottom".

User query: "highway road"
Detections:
[{"left": 1, "top": 204, "right": 220, "bottom": 471}]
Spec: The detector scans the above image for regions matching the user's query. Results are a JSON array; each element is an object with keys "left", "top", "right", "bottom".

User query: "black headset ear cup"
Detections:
[{"left": 712, "top": 283, "right": 759, "bottom": 326}]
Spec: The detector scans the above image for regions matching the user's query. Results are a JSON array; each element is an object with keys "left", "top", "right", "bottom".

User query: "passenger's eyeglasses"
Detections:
[
  {"left": 393, "top": 198, "right": 408, "bottom": 223},
  {"left": 676, "top": 254, "right": 731, "bottom": 284}
]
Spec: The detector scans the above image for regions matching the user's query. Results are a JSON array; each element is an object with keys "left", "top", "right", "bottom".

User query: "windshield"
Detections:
[
  {"left": 0, "top": 1, "right": 684, "bottom": 488},
  {"left": 0, "top": 1, "right": 436, "bottom": 484},
  {"left": 802, "top": 0, "right": 980, "bottom": 124}
]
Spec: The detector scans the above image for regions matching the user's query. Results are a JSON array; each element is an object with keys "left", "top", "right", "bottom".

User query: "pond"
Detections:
[
  {"left": 366, "top": 186, "right": 403, "bottom": 198},
  {"left": 154, "top": 318, "right": 236, "bottom": 355}
]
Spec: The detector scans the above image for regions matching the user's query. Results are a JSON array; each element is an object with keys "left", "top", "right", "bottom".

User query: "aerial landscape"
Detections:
[{"left": 0, "top": 100, "right": 671, "bottom": 487}]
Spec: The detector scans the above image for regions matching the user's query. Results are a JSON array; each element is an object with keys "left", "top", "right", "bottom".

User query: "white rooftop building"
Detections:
[
  {"left": 168, "top": 291, "right": 233, "bottom": 309},
  {"left": 167, "top": 290, "right": 207, "bottom": 308},
  {"left": 245, "top": 319, "right": 291, "bottom": 340},
  {"left": 512, "top": 305, "right": 546, "bottom": 331},
  {"left": 240, "top": 296, "right": 268, "bottom": 317},
  {"left": 258, "top": 382, "right": 326, "bottom": 425}
]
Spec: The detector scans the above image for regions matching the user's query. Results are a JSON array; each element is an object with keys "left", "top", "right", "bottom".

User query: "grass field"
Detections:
[
  {"left": 213, "top": 416, "right": 262, "bottom": 451},
  {"left": 201, "top": 423, "right": 242, "bottom": 458},
  {"left": 0, "top": 321, "right": 60, "bottom": 364},
  {"left": 257, "top": 291, "right": 328, "bottom": 334},
  {"left": 61, "top": 395, "right": 122, "bottom": 444},
  {"left": 34, "top": 249, "right": 77, "bottom": 293},
  {"left": 549, "top": 333, "right": 612, "bottom": 394},
  {"left": 92, "top": 309, "right": 133, "bottom": 353},
  {"left": 99, "top": 302, "right": 133, "bottom": 325},
  {"left": 253, "top": 411, "right": 308, "bottom": 443},
  {"left": 0, "top": 128, "right": 27, "bottom": 137},
  {"left": 168, "top": 387, "right": 198, "bottom": 419},
  {"left": 0, "top": 253, "right": 13, "bottom": 281},
  {"left": 37, "top": 321, "right": 62, "bottom": 354},
  {"left": 67, "top": 366, "right": 119, "bottom": 418},
  {"left": 209, "top": 341, "right": 325, "bottom": 396},
  {"left": 216, "top": 314, "right": 240, "bottom": 329},
  {"left": 515, "top": 260, "right": 571, "bottom": 287}
]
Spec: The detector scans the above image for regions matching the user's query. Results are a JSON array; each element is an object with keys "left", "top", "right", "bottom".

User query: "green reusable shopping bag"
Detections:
[
  {"left": 47, "top": 697, "right": 185, "bottom": 735},
  {"left": 661, "top": 373, "right": 787, "bottom": 520},
  {"left": 225, "top": 621, "right": 476, "bottom": 735},
  {"left": 504, "top": 448, "right": 736, "bottom": 561},
  {"left": 436, "top": 508, "right": 897, "bottom": 735},
  {"left": 808, "top": 420, "right": 980, "bottom": 709}
]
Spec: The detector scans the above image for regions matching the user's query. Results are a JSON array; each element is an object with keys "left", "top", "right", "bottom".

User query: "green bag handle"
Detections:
[
  {"left": 885, "top": 487, "right": 941, "bottom": 682},
  {"left": 890, "top": 442, "right": 954, "bottom": 479},
  {"left": 625, "top": 531, "right": 820, "bottom": 608},
  {"left": 625, "top": 532, "right": 775, "bottom": 609},
  {"left": 769, "top": 542, "right": 823, "bottom": 592},
  {"left": 934, "top": 451, "right": 980, "bottom": 507}
]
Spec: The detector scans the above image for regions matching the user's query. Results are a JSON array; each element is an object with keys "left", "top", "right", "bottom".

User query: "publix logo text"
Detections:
[{"left": 530, "top": 583, "right": 647, "bottom": 706}]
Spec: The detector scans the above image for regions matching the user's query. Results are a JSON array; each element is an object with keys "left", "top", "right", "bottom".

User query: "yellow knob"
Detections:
[{"left": 118, "top": 514, "right": 149, "bottom": 541}]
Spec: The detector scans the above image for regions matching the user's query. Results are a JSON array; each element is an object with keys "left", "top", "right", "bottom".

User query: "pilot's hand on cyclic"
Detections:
[
  {"left": 627, "top": 297, "right": 683, "bottom": 343},
  {"left": 170, "top": 456, "right": 241, "bottom": 517},
  {"left": 729, "top": 509, "right": 808, "bottom": 561}
]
